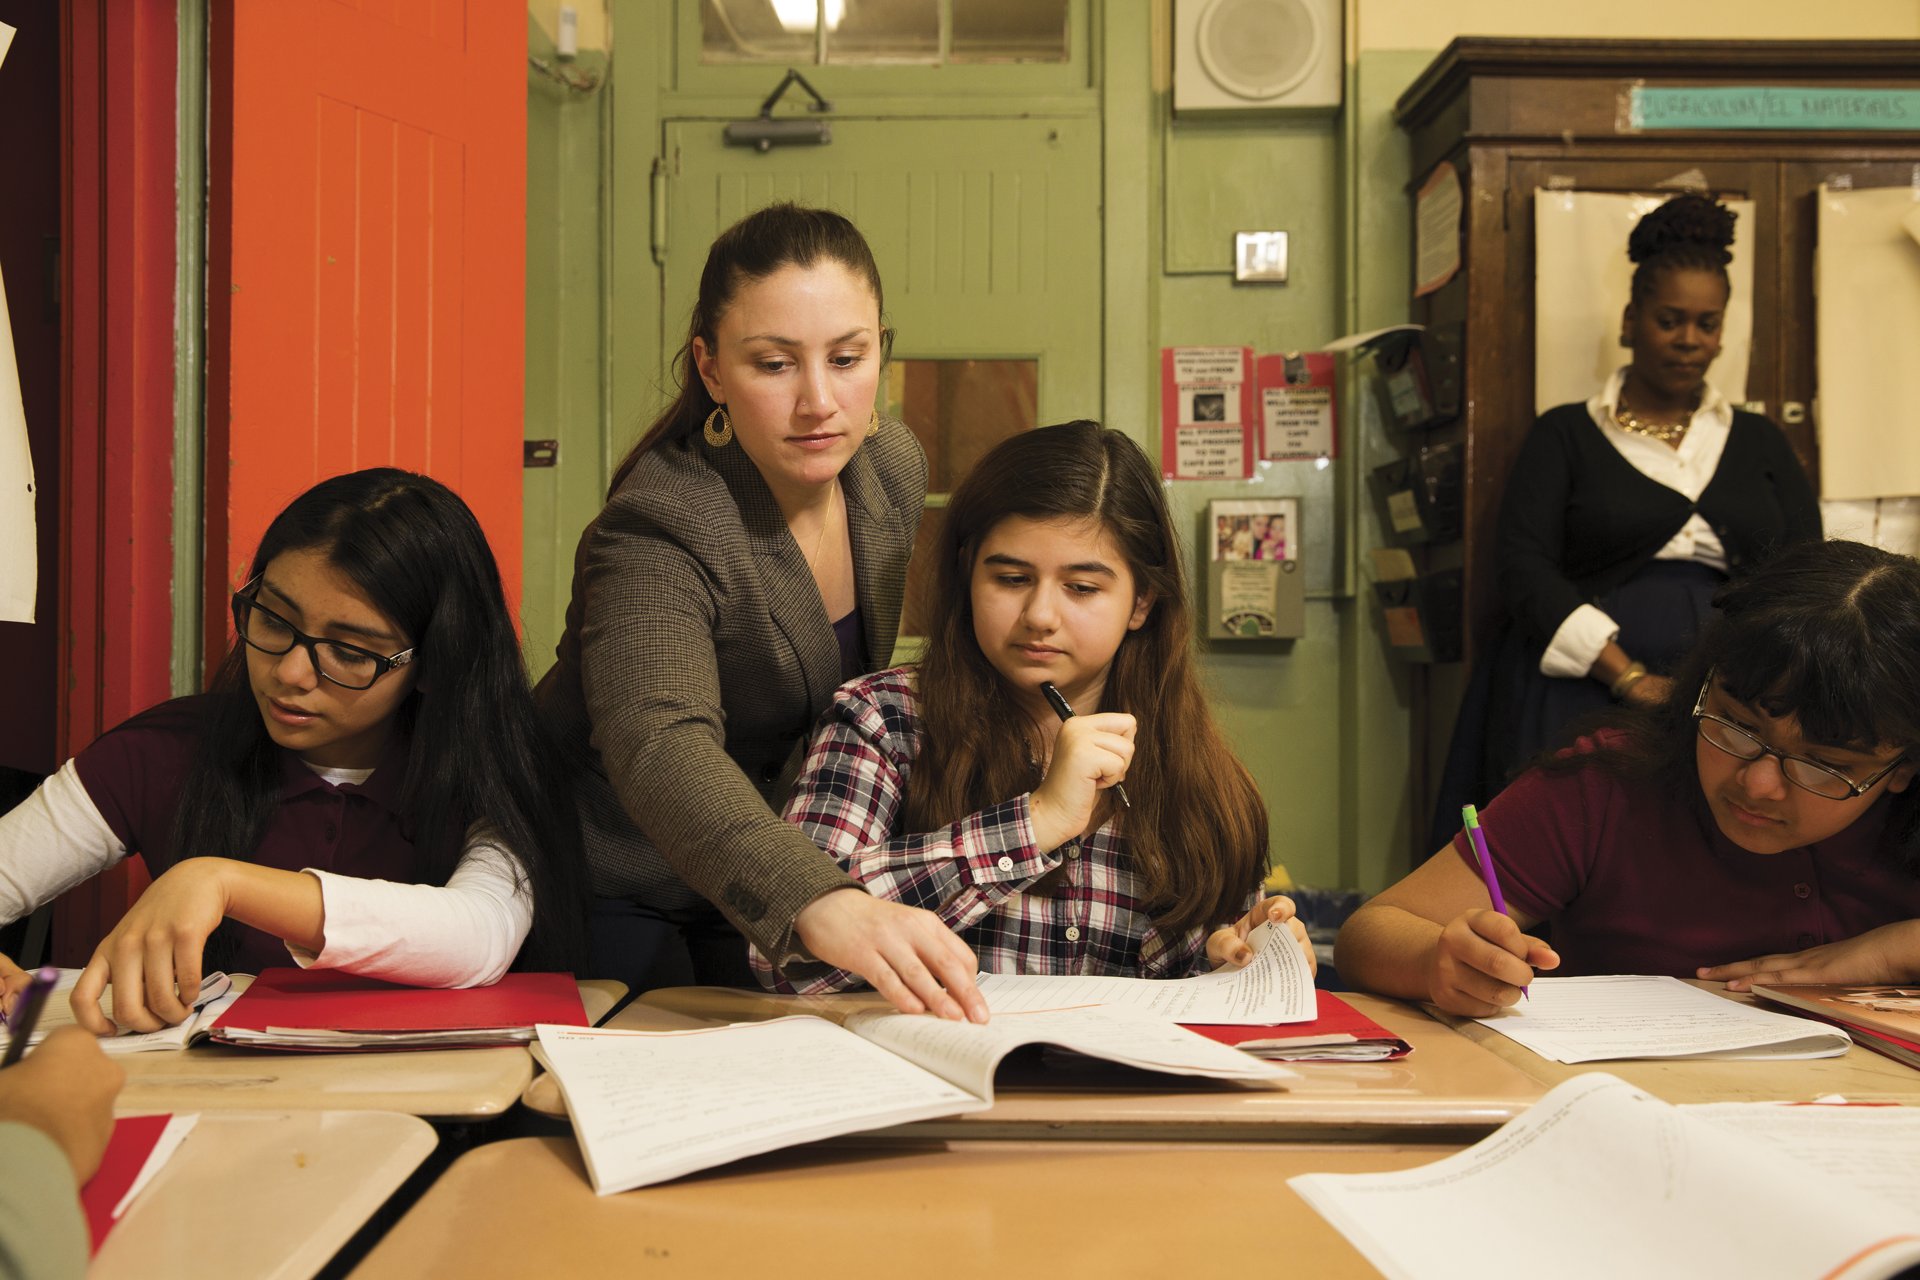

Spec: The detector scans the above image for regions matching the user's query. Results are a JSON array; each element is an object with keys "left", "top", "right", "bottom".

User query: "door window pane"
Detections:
[
  {"left": 701, "top": 0, "right": 816, "bottom": 63},
  {"left": 951, "top": 0, "right": 1069, "bottom": 63},
  {"left": 887, "top": 357, "right": 1038, "bottom": 636},
  {"left": 827, "top": 0, "right": 939, "bottom": 64}
]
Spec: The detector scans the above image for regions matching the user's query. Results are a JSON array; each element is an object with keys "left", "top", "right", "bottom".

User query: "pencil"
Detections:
[
  {"left": 1038, "top": 681, "right": 1130, "bottom": 808},
  {"left": 1462, "top": 805, "right": 1527, "bottom": 1000}
]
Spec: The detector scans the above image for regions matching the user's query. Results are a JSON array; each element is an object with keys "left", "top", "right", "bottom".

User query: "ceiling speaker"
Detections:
[{"left": 1174, "top": 0, "right": 1342, "bottom": 115}]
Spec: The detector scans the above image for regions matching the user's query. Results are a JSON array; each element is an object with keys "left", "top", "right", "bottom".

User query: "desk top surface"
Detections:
[
  {"left": 98, "top": 1109, "right": 435, "bottom": 1280},
  {"left": 1439, "top": 980, "right": 1920, "bottom": 1105},
  {"left": 547, "top": 985, "right": 1549, "bottom": 1140},
  {"left": 350, "top": 1135, "right": 1451, "bottom": 1280},
  {"left": 111, "top": 977, "right": 622, "bottom": 1120}
]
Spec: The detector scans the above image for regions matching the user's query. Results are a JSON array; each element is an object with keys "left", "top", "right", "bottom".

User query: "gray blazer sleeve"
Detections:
[
  {"left": 0, "top": 1124, "right": 88, "bottom": 1280},
  {"left": 571, "top": 424, "right": 927, "bottom": 961}
]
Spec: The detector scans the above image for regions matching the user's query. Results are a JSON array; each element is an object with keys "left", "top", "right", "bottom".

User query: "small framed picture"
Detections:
[{"left": 1210, "top": 498, "right": 1297, "bottom": 564}]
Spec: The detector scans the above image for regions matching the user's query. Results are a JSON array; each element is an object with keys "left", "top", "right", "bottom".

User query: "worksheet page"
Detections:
[
  {"left": 1469, "top": 975, "right": 1852, "bottom": 1063},
  {"left": 973, "top": 923, "right": 1315, "bottom": 1024}
]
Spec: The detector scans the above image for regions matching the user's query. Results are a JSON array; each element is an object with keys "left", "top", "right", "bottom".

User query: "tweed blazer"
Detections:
[{"left": 536, "top": 420, "right": 927, "bottom": 962}]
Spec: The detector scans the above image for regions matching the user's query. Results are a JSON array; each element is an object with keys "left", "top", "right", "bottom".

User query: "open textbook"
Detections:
[
  {"left": 975, "top": 920, "right": 1317, "bottom": 1025},
  {"left": 538, "top": 1004, "right": 1295, "bottom": 1194},
  {"left": 22, "top": 970, "right": 237, "bottom": 1054},
  {"left": 1467, "top": 974, "right": 1851, "bottom": 1063},
  {"left": 1292, "top": 1073, "right": 1920, "bottom": 1280}
]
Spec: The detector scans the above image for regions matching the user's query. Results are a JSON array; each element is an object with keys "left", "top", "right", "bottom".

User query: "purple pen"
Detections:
[{"left": 1462, "top": 805, "right": 1527, "bottom": 999}]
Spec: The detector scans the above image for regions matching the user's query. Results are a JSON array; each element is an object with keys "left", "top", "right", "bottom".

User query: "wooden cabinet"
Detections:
[{"left": 1391, "top": 38, "right": 1920, "bottom": 852}]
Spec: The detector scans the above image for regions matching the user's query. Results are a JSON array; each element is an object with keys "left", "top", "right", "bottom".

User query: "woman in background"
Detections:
[{"left": 1456, "top": 193, "right": 1821, "bottom": 819}]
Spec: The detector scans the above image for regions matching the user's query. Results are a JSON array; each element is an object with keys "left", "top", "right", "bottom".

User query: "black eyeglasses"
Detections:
[
  {"left": 1691, "top": 676, "right": 1907, "bottom": 801},
  {"left": 232, "top": 577, "right": 415, "bottom": 691}
]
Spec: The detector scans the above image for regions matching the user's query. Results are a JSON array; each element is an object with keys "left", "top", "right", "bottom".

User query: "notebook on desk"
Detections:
[
  {"left": 82, "top": 1114, "right": 198, "bottom": 1253},
  {"left": 207, "top": 968, "right": 587, "bottom": 1050},
  {"left": 1182, "top": 991, "right": 1413, "bottom": 1061}
]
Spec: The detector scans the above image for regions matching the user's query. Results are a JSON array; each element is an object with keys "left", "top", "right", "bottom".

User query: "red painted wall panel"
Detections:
[{"left": 207, "top": 0, "right": 526, "bottom": 681}]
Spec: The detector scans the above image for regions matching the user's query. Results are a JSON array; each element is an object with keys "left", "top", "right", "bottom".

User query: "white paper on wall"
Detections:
[
  {"left": 1816, "top": 184, "right": 1920, "bottom": 503},
  {"left": 0, "top": 259, "right": 37, "bottom": 625},
  {"left": 1533, "top": 190, "right": 1754, "bottom": 416}
]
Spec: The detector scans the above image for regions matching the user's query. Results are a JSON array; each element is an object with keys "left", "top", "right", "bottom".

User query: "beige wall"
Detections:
[{"left": 1358, "top": 0, "right": 1920, "bottom": 50}]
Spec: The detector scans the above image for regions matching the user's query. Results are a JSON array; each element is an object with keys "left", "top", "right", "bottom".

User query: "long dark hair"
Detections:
[
  {"left": 1558, "top": 540, "right": 1920, "bottom": 871},
  {"left": 609, "top": 202, "right": 887, "bottom": 494},
  {"left": 907, "top": 422, "right": 1268, "bottom": 936},
  {"left": 1629, "top": 192, "right": 1736, "bottom": 304},
  {"left": 174, "top": 469, "right": 588, "bottom": 971}
]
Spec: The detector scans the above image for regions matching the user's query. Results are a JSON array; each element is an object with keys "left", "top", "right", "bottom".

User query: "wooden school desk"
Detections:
[
  {"left": 1438, "top": 980, "right": 1920, "bottom": 1106},
  {"left": 97, "top": 1110, "right": 435, "bottom": 1280},
  {"left": 518, "top": 985, "right": 1545, "bottom": 1142},
  {"left": 350, "top": 1136, "right": 1456, "bottom": 1280},
  {"left": 110, "top": 977, "right": 624, "bottom": 1120}
]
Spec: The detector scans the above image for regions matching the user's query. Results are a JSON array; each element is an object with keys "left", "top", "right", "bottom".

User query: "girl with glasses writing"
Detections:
[
  {"left": 0, "top": 469, "right": 586, "bottom": 1033},
  {"left": 1337, "top": 540, "right": 1920, "bottom": 1016}
]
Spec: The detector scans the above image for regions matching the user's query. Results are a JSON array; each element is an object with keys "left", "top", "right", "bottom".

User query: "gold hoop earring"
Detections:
[
  {"left": 703, "top": 406, "right": 734, "bottom": 448},
  {"left": 866, "top": 409, "right": 880, "bottom": 438}
]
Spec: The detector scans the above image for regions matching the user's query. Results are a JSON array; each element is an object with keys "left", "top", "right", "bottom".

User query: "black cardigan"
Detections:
[{"left": 1496, "top": 402, "right": 1821, "bottom": 646}]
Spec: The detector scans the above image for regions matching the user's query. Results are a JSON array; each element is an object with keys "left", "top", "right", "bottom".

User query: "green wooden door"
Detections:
[{"left": 658, "top": 113, "right": 1103, "bottom": 436}]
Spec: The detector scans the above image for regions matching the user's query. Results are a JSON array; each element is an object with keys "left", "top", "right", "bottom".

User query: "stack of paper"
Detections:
[
  {"left": 1292, "top": 1074, "right": 1920, "bottom": 1280},
  {"left": 1467, "top": 975, "right": 1852, "bottom": 1063},
  {"left": 207, "top": 969, "right": 586, "bottom": 1050},
  {"left": 23, "top": 971, "right": 237, "bottom": 1054},
  {"left": 1182, "top": 991, "right": 1412, "bottom": 1061},
  {"left": 974, "top": 921, "right": 1318, "bottom": 1025},
  {"left": 1754, "top": 984, "right": 1920, "bottom": 1073},
  {"left": 539, "top": 1004, "right": 1294, "bottom": 1194}
]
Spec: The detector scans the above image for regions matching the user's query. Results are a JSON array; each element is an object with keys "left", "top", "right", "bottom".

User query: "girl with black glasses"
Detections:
[
  {"left": 0, "top": 469, "right": 586, "bottom": 1033},
  {"left": 1338, "top": 539, "right": 1920, "bottom": 1016}
]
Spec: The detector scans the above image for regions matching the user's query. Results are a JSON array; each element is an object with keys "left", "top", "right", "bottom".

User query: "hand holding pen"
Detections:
[
  {"left": 1028, "top": 682, "right": 1135, "bottom": 852},
  {"left": 1426, "top": 805, "right": 1559, "bottom": 1017}
]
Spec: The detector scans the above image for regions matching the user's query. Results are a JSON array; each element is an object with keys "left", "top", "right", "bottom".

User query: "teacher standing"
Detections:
[{"left": 537, "top": 204, "right": 985, "bottom": 1020}]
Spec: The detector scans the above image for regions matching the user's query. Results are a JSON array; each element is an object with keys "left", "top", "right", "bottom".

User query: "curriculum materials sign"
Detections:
[
  {"left": 1630, "top": 86, "right": 1920, "bottom": 132},
  {"left": 1160, "top": 346, "right": 1257, "bottom": 480}
]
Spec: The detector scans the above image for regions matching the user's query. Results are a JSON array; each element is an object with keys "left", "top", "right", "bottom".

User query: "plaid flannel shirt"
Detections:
[{"left": 751, "top": 667, "right": 1254, "bottom": 994}]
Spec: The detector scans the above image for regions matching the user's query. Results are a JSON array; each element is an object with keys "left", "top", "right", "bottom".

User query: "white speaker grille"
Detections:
[{"left": 1196, "top": 0, "right": 1320, "bottom": 101}]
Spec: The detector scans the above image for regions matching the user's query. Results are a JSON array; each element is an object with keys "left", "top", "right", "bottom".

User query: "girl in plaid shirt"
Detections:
[{"left": 754, "top": 422, "right": 1314, "bottom": 993}]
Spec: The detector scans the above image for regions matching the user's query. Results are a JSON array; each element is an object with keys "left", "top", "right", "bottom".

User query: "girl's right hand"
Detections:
[
  {"left": 1429, "top": 908, "right": 1559, "bottom": 1017},
  {"left": 0, "top": 951, "right": 31, "bottom": 1019},
  {"left": 1029, "top": 713, "right": 1136, "bottom": 851},
  {"left": 70, "top": 858, "right": 232, "bottom": 1034}
]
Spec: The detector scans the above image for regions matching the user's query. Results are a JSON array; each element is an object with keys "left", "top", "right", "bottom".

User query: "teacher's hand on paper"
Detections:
[
  {"left": 0, "top": 1027, "right": 124, "bottom": 1184},
  {"left": 1699, "top": 918, "right": 1920, "bottom": 992},
  {"left": 794, "top": 888, "right": 990, "bottom": 1023},
  {"left": 1431, "top": 909, "right": 1559, "bottom": 1017},
  {"left": 1029, "top": 713, "right": 1136, "bottom": 852},
  {"left": 1207, "top": 895, "right": 1316, "bottom": 975}
]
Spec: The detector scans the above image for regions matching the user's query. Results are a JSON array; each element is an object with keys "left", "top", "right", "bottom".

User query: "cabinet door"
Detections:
[{"left": 1777, "top": 158, "right": 1920, "bottom": 489}]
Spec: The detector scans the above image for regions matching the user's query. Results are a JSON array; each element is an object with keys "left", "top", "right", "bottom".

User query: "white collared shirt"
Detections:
[{"left": 1539, "top": 368, "right": 1734, "bottom": 678}]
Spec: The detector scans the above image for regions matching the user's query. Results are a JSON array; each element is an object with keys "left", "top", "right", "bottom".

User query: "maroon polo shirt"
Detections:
[
  {"left": 71, "top": 695, "right": 430, "bottom": 974},
  {"left": 1452, "top": 734, "right": 1920, "bottom": 977}
]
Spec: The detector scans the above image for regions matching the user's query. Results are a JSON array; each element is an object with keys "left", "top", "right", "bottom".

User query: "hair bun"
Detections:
[{"left": 1628, "top": 194, "right": 1736, "bottom": 267}]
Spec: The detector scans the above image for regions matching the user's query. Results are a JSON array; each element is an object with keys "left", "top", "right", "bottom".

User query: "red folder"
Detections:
[
  {"left": 81, "top": 1114, "right": 170, "bottom": 1253},
  {"left": 1182, "top": 991, "right": 1413, "bottom": 1061},
  {"left": 207, "top": 969, "right": 587, "bottom": 1050}
]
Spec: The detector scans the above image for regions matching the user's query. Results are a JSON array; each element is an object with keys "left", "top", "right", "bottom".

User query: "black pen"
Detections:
[
  {"left": 1, "top": 967, "right": 59, "bottom": 1067},
  {"left": 1038, "top": 681, "right": 1130, "bottom": 809}
]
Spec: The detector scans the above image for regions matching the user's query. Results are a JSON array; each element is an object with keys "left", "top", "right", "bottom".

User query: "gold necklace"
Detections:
[
  {"left": 803, "top": 482, "right": 839, "bottom": 575},
  {"left": 1612, "top": 401, "right": 1691, "bottom": 446}
]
